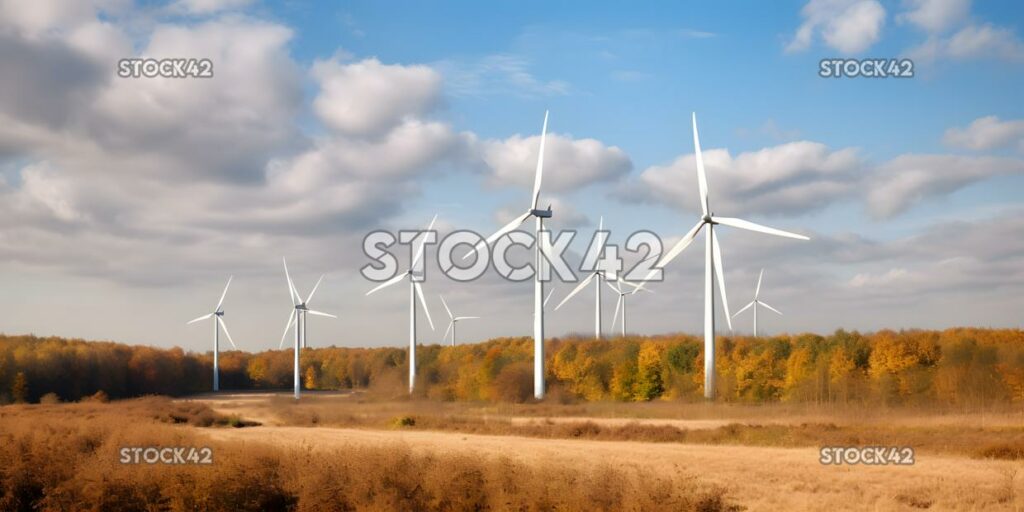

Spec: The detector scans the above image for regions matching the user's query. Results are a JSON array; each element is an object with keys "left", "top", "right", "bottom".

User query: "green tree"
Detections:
[{"left": 634, "top": 343, "right": 664, "bottom": 401}]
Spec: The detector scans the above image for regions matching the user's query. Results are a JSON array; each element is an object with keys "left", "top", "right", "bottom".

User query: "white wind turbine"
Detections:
[
  {"left": 366, "top": 215, "right": 436, "bottom": 393},
  {"left": 554, "top": 216, "right": 609, "bottom": 339},
  {"left": 439, "top": 295, "right": 479, "bottom": 346},
  {"left": 732, "top": 269, "right": 782, "bottom": 337},
  {"left": 647, "top": 113, "right": 810, "bottom": 400},
  {"left": 278, "top": 258, "right": 336, "bottom": 399},
  {"left": 187, "top": 276, "right": 237, "bottom": 392},
  {"left": 608, "top": 279, "right": 651, "bottom": 337},
  {"left": 466, "top": 111, "right": 552, "bottom": 399}
]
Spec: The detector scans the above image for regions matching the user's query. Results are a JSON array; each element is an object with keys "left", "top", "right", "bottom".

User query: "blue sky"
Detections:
[{"left": 0, "top": 0, "right": 1022, "bottom": 350}]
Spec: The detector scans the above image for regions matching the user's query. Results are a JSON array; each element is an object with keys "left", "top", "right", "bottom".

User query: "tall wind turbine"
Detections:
[
  {"left": 608, "top": 280, "right": 650, "bottom": 337},
  {"left": 439, "top": 295, "right": 479, "bottom": 346},
  {"left": 647, "top": 113, "right": 810, "bottom": 400},
  {"left": 554, "top": 216, "right": 608, "bottom": 339},
  {"left": 187, "top": 276, "right": 237, "bottom": 392},
  {"left": 466, "top": 111, "right": 551, "bottom": 399},
  {"left": 366, "top": 215, "right": 436, "bottom": 393},
  {"left": 278, "top": 258, "right": 336, "bottom": 399},
  {"left": 732, "top": 269, "right": 782, "bottom": 337}
]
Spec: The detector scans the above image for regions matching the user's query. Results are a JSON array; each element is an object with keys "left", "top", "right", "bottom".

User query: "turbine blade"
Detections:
[
  {"left": 711, "top": 229, "right": 732, "bottom": 330},
  {"left": 187, "top": 313, "right": 214, "bottom": 325},
  {"left": 442, "top": 321, "right": 453, "bottom": 344},
  {"left": 414, "top": 282, "right": 434, "bottom": 330},
  {"left": 544, "top": 287, "right": 555, "bottom": 307},
  {"left": 555, "top": 272, "right": 597, "bottom": 310},
  {"left": 712, "top": 217, "right": 810, "bottom": 241},
  {"left": 760, "top": 301, "right": 784, "bottom": 316},
  {"left": 692, "top": 112, "right": 709, "bottom": 217},
  {"left": 306, "top": 275, "right": 325, "bottom": 304},
  {"left": 217, "top": 317, "right": 238, "bottom": 350},
  {"left": 440, "top": 295, "right": 453, "bottom": 320},
  {"left": 604, "top": 279, "right": 622, "bottom": 295},
  {"left": 454, "top": 316, "right": 480, "bottom": 321},
  {"left": 732, "top": 301, "right": 755, "bottom": 319},
  {"left": 366, "top": 271, "right": 408, "bottom": 296},
  {"left": 306, "top": 309, "right": 337, "bottom": 319},
  {"left": 412, "top": 214, "right": 438, "bottom": 268},
  {"left": 279, "top": 310, "right": 296, "bottom": 349},
  {"left": 644, "top": 220, "right": 705, "bottom": 282},
  {"left": 283, "top": 258, "right": 299, "bottom": 306},
  {"left": 531, "top": 110, "right": 549, "bottom": 210},
  {"left": 611, "top": 294, "right": 622, "bottom": 332},
  {"left": 215, "top": 276, "right": 232, "bottom": 312},
  {"left": 755, "top": 268, "right": 764, "bottom": 299},
  {"left": 463, "top": 211, "right": 532, "bottom": 260}
]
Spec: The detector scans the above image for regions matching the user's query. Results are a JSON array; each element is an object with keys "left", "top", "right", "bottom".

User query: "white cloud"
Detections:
[
  {"left": 786, "top": 0, "right": 886, "bottom": 55},
  {"left": 943, "top": 116, "right": 1024, "bottom": 151},
  {"left": 436, "top": 54, "right": 569, "bottom": 97},
  {"left": 898, "top": 0, "right": 971, "bottom": 33},
  {"left": 868, "top": 154, "right": 1024, "bottom": 218},
  {"left": 627, "top": 141, "right": 863, "bottom": 217},
  {"left": 168, "top": 0, "right": 253, "bottom": 15},
  {"left": 481, "top": 133, "right": 632, "bottom": 194},
  {"left": 312, "top": 57, "right": 442, "bottom": 137}
]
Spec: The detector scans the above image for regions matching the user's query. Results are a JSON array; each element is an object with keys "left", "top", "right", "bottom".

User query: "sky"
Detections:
[{"left": 0, "top": 0, "right": 1022, "bottom": 352}]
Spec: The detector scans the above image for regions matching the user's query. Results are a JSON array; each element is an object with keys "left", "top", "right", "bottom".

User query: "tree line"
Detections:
[{"left": 1, "top": 328, "right": 1022, "bottom": 406}]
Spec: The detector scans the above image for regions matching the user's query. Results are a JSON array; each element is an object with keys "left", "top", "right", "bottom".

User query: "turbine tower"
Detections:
[
  {"left": 648, "top": 113, "right": 810, "bottom": 400},
  {"left": 366, "top": 215, "right": 436, "bottom": 393},
  {"left": 187, "top": 276, "right": 237, "bottom": 392},
  {"left": 554, "top": 216, "right": 609, "bottom": 339},
  {"left": 440, "top": 295, "right": 479, "bottom": 346},
  {"left": 732, "top": 268, "right": 783, "bottom": 337},
  {"left": 278, "top": 258, "right": 336, "bottom": 399},
  {"left": 466, "top": 111, "right": 551, "bottom": 399}
]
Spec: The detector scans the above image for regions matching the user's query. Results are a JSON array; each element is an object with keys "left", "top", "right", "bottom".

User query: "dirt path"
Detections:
[{"left": 201, "top": 424, "right": 1020, "bottom": 511}]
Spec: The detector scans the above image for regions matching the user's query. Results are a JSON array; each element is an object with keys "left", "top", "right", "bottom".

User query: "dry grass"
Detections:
[{"left": 0, "top": 398, "right": 730, "bottom": 511}]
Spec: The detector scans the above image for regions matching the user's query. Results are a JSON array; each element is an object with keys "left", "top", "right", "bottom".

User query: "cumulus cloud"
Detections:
[
  {"left": 625, "top": 141, "right": 864, "bottom": 217},
  {"left": 436, "top": 54, "right": 570, "bottom": 97},
  {"left": 481, "top": 133, "right": 632, "bottom": 193},
  {"left": 943, "top": 116, "right": 1024, "bottom": 151},
  {"left": 312, "top": 57, "right": 442, "bottom": 137},
  {"left": 786, "top": 0, "right": 886, "bottom": 54},
  {"left": 168, "top": 0, "right": 253, "bottom": 15},
  {"left": 898, "top": 0, "right": 970, "bottom": 33},
  {"left": 909, "top": 23, "right": 1024, "bottom": 62}
]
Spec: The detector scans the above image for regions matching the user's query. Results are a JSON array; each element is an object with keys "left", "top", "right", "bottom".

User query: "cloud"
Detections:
[
  {"left": 436, "top": 54, "right": 569, "bottom": 97},
  {"left": 312, "top": 57, "right": 442, "bottom": 137},
  {"left": 786, "top": 0, "right": 886, "bottom": 55},
  {"left": 625, "top": 141, "right": 864, "bottom": 217},
  {"left": 898, "top": 0, "right": 971, "bottom": 33},
  {"left": 481, "top": 133, "right": 632, "bottom": 194},
  {"left": 909, "top": 23, "right": 1024, "bottom": 62},
  {"left": 168, "top": 0, "right": 253, "bottom": 15},
  {"left": 943, "top": 116, "right": 1024, "bottom": 151},
  {"left": 867, "top": 154, "right": 1024, "bottom": 218}
]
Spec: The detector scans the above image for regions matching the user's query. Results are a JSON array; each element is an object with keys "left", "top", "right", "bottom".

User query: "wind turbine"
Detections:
[
  {"left": 466, "top": 111, "right": 551, "bottom": 399},
  {"left": 554, "top": 216, "right": 609, "bottom": 339},
  {"left": 439, "top": 295, "right": 479, "bottom": 346},
  {"left": 366, "top": 215, "right": 436, "bottom": 393},
  {"left": 187, "top": 276, "right": 237, "bottom": 392},
  {"left": 732, "top": 269, "right": 782, "bottom": 337},
  {"left": 647, "top": 113, "right": 809, "bottom": 400},
  {"left": 608, "top": 280, "right": 651, "bottom": 337},
  {"left": 278, "top": 258, "right": 336, "bottom": 399}
]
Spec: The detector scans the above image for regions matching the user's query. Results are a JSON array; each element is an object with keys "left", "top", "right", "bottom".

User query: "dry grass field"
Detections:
[{"left": 2, "top": 393, "right": 1023, "bottom": 510}]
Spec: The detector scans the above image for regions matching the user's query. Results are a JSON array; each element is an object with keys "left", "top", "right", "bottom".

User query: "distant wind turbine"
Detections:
[
  {"left": 732, "top": 269, "right": 782, "bottom": 337},
  {"left": 279, "top": 258, "right": 336, "bottom": 399},
  {"left": 554, "top": 216, "right": 609, "bottom": 339},
  {"left": 465, "top": 111, "right": 552, "bottom": 399},
  {"left": 646, "top": 113, "right": 810, "bottom": 400},
  {"left": 366, "top": 215, "right": 437, "bottom": 393},
  {"left": 440, "top": 295, "right": 479, "bottom": 346},
  {"left": 608, "top": 279, "right": 651, "bottom": 337},
  {"left": 187, "top": 276, "right": 237, "bottom": 392}
]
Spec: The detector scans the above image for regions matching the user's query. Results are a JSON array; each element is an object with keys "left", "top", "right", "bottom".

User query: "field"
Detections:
[{"left": 2, "top": 393, "right": 1022, "bottom": 511}]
